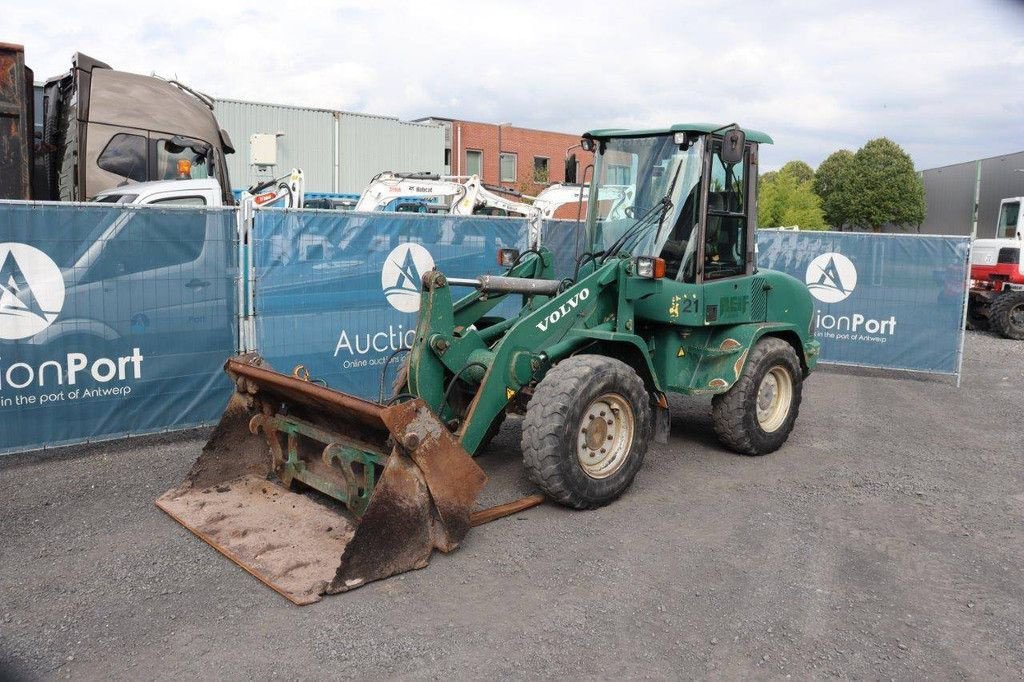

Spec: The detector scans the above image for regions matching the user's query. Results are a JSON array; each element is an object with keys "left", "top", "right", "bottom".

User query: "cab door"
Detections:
[{"left": 698, "top": 138, "right": 767, "bottom": 325}]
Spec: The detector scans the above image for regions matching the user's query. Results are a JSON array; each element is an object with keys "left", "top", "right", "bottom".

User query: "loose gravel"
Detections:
[{"left": 1, "top": 331, "right": 1022, "bottom": 680}]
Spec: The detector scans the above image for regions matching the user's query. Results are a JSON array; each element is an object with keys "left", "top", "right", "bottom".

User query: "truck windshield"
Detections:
[
  {"left": 92, "top": 193, "right": 138, "bottom": 204},
  {"left": 155, "top": 138, "right": 212, "bottom": 180},
  {"left": 586, "top": 134, "right": 704, "bottom": 258}
]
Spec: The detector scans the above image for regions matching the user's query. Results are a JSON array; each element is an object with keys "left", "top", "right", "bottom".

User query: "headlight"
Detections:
[
  {"left": 635, "top": 256, "right": 666, "bottom": 279},
  {"left": 497, "top": 248, "right": 520, "bottom": 268}
]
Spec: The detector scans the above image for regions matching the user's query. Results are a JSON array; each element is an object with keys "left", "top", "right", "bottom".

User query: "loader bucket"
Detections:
[{"left": 156, "top": 356, "right": 487, "bottom": 605}]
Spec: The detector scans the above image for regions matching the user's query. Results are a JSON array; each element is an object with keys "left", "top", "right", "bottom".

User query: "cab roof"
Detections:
[{"left": 584, "top": 123, "right": 773, "bottom": 144}]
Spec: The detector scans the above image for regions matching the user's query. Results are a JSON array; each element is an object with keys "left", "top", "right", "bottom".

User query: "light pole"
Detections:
[{"left": 497, "top": 122, "right": 511, "bottom": 185}]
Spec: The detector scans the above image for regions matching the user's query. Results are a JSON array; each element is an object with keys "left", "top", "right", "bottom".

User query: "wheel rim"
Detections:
[
  {"left": 756, "top": 366, "right": 793, "bottom": 433},
  {"left": 577, "top": 393, "right": 635, "bottom": 479},
  {"left": 1010, "top": 303, "right": 1024, "bottom": 330}
]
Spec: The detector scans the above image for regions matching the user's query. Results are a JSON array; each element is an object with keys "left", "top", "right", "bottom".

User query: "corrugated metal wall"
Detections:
[
  {"left": 919, "top": 150, "right": 1024, "bottom": 237},
  {"left": 920, "top": 162, "right": 977, "bottom": 236},
  {"left": 214, "top": 100, "right": 445, "bottom": 194},
  {"left": 977, "top": 153, "right": 1024, "bottom": 238},
  {"left": 336, "top": 112, "right": 445, "bottom": 193},
  {"left": 214, "top": 99, "right": 336, "bottom": 192}
]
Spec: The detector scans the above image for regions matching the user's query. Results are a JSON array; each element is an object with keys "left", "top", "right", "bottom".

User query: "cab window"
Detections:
[
  {"left": 998, "top": 201, "right": 1020, "bottom": 238},
  {"left": 97, "top": 134, "right": 148, "bottom": 183},
  {"left": 149, "top": 196, "right": 207, "bottom": 207}
]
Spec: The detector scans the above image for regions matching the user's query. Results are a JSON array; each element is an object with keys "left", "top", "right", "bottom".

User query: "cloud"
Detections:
[{"left": 7, "top": 0, "right": 1023, "bottom": 170}]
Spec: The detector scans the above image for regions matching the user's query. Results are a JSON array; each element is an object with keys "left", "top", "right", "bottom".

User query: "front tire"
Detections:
[
  {"left": 989, "top": 291, "right": 1024, "bottom": 340},
  {"left": 522, "top": 356, "right": 651, "bottom": 509},
  {"left": 712, "top": 337, "right": 803, "bottom": 456}
]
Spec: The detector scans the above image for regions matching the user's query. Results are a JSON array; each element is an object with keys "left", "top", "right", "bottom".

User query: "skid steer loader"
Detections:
[{"left": 158, "top": 123, "right": 820, "bottom": 604}]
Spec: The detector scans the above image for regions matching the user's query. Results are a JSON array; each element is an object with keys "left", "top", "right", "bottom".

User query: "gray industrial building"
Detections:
[
  {"left": 30, "top": 85, "right": 445, "bottom": 196},
  {"left": 213, "top": 98, "right": 445, "bottom": 194},
  {"left": 918, "top": 150, "right": 1024, "bottom": 238}
]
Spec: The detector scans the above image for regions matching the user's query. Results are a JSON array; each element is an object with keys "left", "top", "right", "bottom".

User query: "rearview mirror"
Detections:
[{"left": 721, "top": 129, "right": 746, "bottom": 165}]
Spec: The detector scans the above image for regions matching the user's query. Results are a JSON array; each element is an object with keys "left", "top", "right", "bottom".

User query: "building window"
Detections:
[
  {"left": 500, "top": 153, "right": 517, "bottom": 183},
  {"left": 533, "top": 157, "right": 550, "bottom": 183},
  {"left": 608, "top": 164, "right": 632, "bottom": 185},
  {"left": 466, "top": 149, "right": 483, "bottom": 177},
  {"left": 444, "top": 149, "right": 451, "bottom": 167}
]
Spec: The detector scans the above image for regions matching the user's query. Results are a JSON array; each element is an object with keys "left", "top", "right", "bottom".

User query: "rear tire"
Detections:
[
  {"left": 521, "top": 355, "right": 650, "bottom": 509},
  {"left": 712, "top": 337, "right": 803, "bottom": 456},
  {"left": 989, "top": 291, "right": 1024, "bottom": 340}
]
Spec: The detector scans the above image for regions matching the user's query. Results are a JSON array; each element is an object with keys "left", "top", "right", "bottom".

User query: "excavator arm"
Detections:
[{"left": 238, "top": 168, "right": 306, "bottom": 209}]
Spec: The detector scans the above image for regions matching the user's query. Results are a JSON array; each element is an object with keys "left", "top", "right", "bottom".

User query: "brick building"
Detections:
[{"left": 414, "top": 117, "right": 595, "bottom": 195}]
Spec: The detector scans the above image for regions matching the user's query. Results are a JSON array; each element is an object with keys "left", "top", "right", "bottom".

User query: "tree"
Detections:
[
  {"left": 813, "top": 140, "right": 925, "bottom": 232},
  {"left": 757, "top": 161, "right": 827, "bottom": 230},
  {"left": 779, "top": 160, "right": 814, "bottom": 185},
  {"left": 847, "top": 138, "right": 925, "bottom": 231},
  {"left": 814, "top": 149, "right": 856, "bottom": 229}
]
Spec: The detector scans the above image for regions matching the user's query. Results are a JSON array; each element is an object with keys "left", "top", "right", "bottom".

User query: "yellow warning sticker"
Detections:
[
  {"left": 677, "top": 347, "right": 686, "bottom": 357},
  {"left": 506, "top": 388, "right": 516, "bottom": 400}
]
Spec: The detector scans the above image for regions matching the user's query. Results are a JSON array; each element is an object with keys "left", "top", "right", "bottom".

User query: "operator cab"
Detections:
[{"left": 580, "top": 124, "right": 769, "bottom": 284}]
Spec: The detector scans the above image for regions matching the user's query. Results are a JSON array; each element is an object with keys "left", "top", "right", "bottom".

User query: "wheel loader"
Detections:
[{"left": 158, "top": 123, "right": 820, "bottom": 604}]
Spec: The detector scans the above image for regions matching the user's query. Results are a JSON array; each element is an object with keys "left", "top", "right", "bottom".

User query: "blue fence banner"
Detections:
[
  {"left": 757, "top": 230, "right": 969, "bottom": 375},
  {"left": 0, "top": 201, "right": 971, "bottom": 457},
  {"left": 0, "top": 201, "right": 238, "bottom": 454},
  {"left": 252, "top": 210, "right": 529, "bottom": 400},
  {"left": 541, "top": 219, "right": 588, "bottom": 280}
]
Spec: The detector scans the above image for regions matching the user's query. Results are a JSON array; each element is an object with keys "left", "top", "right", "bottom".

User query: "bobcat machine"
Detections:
[
  {"left": 158, "top": 124, "right": 820, "bottom": 604},
  {"left": 967, "top": 197, "right": 1024, "bottom": 339},
  {"left": 354, "top": 172, "right": 545, "bottom": 245},
  {"left": 531, "top": 182, "right": 635, "bottom": 220}
]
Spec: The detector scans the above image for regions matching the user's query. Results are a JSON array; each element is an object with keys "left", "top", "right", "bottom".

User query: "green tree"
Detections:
[
  {"left": 846, "top": 138, "right": 925, "bottom": 231},
  {"left": 779, "top": 160, "right": 814, "bottom": 185},
  {"left": 814, "top": 149, "right": 856, "bottom": 229},
  {"left": 757, "top": 161, "right": 827, "bottom": 230}
]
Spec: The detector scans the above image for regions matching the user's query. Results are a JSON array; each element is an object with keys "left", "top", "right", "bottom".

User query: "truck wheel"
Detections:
[
  {"left": 966, "top": 302, "right": 989, "bottom": 331},
  {"left": 712, "top": 337, "right": 802, "bottom": 456},
  {"left": 989, "top": 291, "right": 1024, "bottom": 340},
  {"left": 522, "top": 355, "right": 650, "bottom": 509}
]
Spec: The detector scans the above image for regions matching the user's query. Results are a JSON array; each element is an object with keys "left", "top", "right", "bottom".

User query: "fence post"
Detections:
[{"left": 236, "top": 201, "right": 256, "bottom": 353}]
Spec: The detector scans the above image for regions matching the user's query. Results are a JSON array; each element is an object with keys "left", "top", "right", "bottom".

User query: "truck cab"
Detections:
[{"left": 0, "top": 45, "right": 235, "bottom": 204}]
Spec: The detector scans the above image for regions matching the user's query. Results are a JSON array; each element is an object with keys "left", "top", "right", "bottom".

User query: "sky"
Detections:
[{"left": 8, "top": 0, "right": 1024, "bottom": 171}]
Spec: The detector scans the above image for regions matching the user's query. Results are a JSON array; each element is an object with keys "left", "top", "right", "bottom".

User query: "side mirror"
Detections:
[{"left": 721, "top": 129, "right": 746, "bottom": 165}]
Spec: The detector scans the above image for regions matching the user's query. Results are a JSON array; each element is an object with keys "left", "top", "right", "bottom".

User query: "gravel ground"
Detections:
[{"left": 1, "top": 330, "right": 1022, "bottom": 680}]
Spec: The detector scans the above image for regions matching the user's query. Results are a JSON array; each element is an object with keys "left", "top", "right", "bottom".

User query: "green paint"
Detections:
[{"left": 400, "top": 128, "right": 817, "bottom": 458}]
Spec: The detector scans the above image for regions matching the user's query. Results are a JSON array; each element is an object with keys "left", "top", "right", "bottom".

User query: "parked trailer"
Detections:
[{"left": 0, "top": 43, "right": 33, "bottom": 200}]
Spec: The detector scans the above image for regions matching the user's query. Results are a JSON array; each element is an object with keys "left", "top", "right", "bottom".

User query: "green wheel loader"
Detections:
[{"left": 158, "top": 124, "right": 820, "bottom": 603}]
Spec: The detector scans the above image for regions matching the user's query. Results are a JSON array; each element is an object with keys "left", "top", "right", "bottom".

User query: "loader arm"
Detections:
[{"left": 406, "top": 253, "right": 665, "bottom": 455}]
